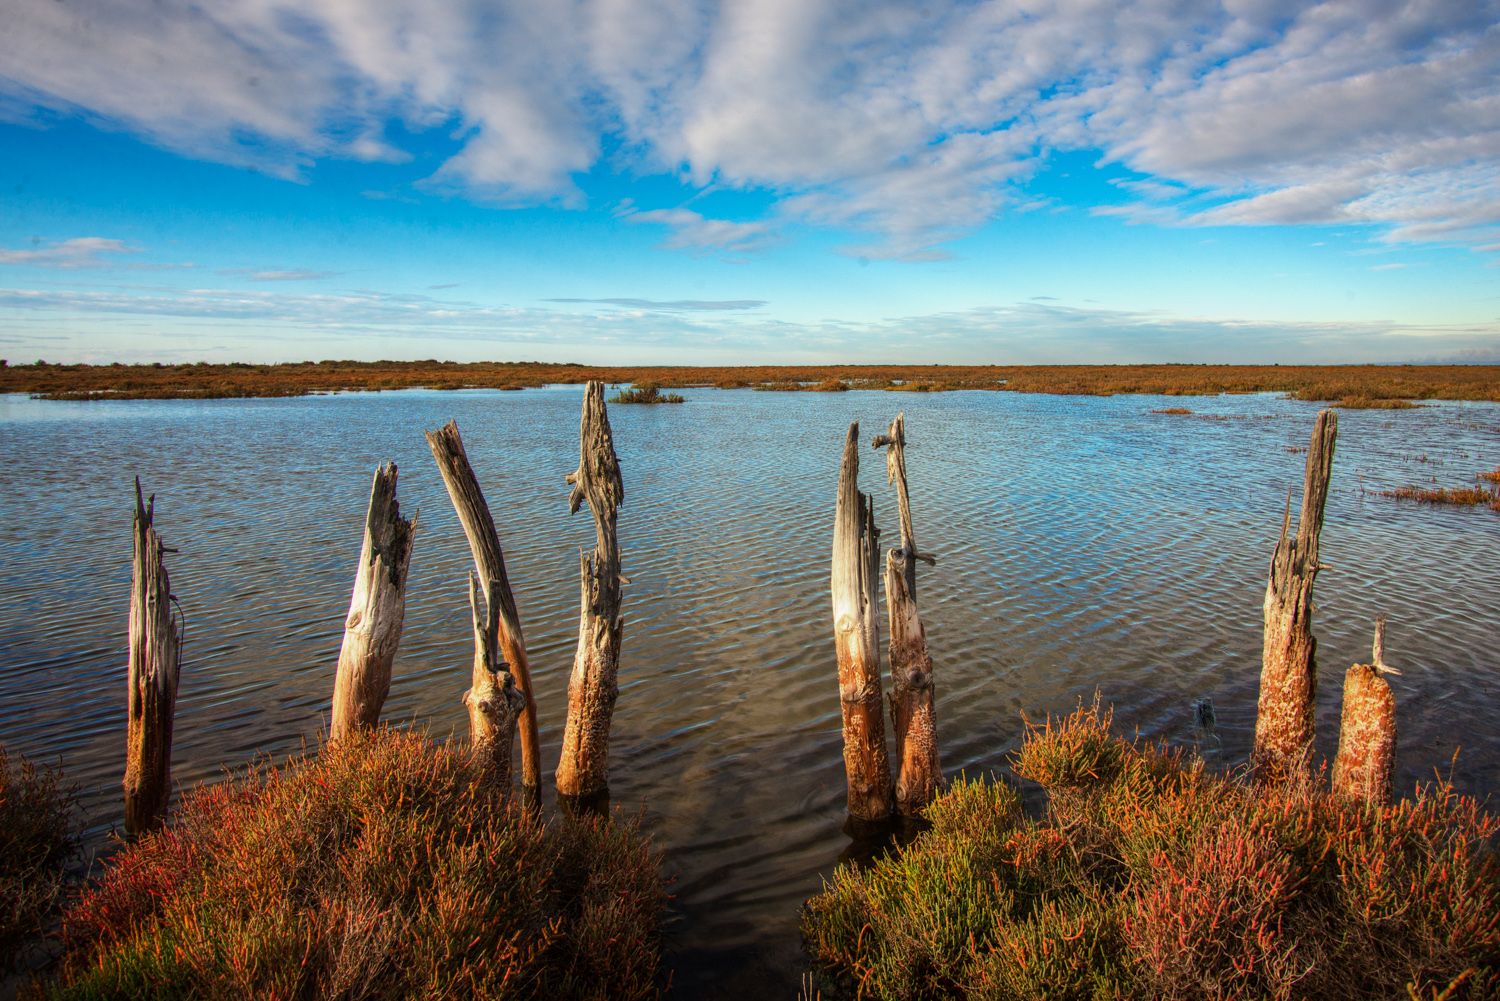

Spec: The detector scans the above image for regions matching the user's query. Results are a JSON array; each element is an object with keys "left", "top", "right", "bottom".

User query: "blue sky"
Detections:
[{"left": 1, "top": 0, "right": 1497, "bottom": 365}]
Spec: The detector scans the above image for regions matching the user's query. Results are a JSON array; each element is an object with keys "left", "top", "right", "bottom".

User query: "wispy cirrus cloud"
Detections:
[
  {"left": 0, "top": 237, "right": 145, "bottom": 268},
  {"left": 216, "top": 267, "right": 339, "bottom": 281},
  {"left": 1, "top": 285, "right": 1495, "bottom": 365},
  {"left": 616, "top": 205, "right": 776, "bottom": 259},
  {"left": 1, "top": 0, "right": 1497, "bottom": 257},
  {"left": 545, "top": 297, "right": 767, "bottom": 311}
]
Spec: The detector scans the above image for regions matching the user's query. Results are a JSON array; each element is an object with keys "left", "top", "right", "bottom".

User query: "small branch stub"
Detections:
[
  {"left": 330, "top": 464, "right": 416, "bottom": 742},
  {"left": 1253, "top": 409, "right": 1337, "bottom": 785},
  {"left": 1332, "top": 615, "right": 1399, "bottom": 806},
  {"left": 833, "top": 422, "right": 893, "bottom": 821},
  {"left": 124, "top": 478, "right": 182, "bottom": 836},
  {"left": 556, "top": 381, "right": 626, "bottom": 800},
  {"left": 425, "top": 420, "right": 541, "bottom": 792}
]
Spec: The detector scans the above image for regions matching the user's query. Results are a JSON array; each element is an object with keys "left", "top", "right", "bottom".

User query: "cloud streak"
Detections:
[
  {"left": 0, "top": 238, "right": 144, "bottom": 268},
  {"left": 2, "top": 285, "right": 1494, "bottom": 366},
  {"left": 1, "top": 0, "right": 1496, "bottom": 255}
]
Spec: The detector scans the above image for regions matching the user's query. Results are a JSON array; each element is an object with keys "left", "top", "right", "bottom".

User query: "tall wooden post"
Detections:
[
  {"left": 124, "top": 478, "right": 182, "bottom": 836},
  {"left": 872, "top": 414, "right": 940, "bottom": 816},
  {"left": 556, "top": 381, "right": 626, "bottom": 800},
  {"left": 1253, "top": 409, "right": 1337, "bottom": 784},
  {"left": 832, "top": 423, "right": 893, "bottom": 821},
  {"left": 330, "top": 464, "right": 415, "bottom": 742},
  {"left": 425, "top": 421, "right": 541, "bottom": 795},
  {"left": 1333, "top": 615, "right": 1399, "bottom": 806},
  {"left": 464, "top": 574, "right": 526, "bottom": 789}
]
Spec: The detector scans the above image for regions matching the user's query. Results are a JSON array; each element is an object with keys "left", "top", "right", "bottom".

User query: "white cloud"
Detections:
[
  {"left": 0, "top": 237, "right": 144, "bottom": 268},
  {"left": 622, "top": 207, "right": 775, "bottom": 258},
  {"left": 1, "top": 0, "right": 1496, "bottom": 252},
  {"left": 2, "top": 285, "right": 1494, "bottom": 365}
]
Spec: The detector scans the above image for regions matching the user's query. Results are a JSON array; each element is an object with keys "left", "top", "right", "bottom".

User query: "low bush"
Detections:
[
  {"left": 610, "top": 384, "right": 685, "bottom": 404},
  {"left": 36, "top": 729, "right": 664, "bottom": 1000},
  {"left": 1, "top": 748, "right": 78, "bottom": 970},
  {"left": 803, "top": 700, "right": 1500, "bottom": 1000}
]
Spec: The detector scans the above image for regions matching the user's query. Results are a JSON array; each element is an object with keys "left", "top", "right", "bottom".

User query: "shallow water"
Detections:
[{"left": 1, "top": 386, "right": 1498, "bottom": 997}]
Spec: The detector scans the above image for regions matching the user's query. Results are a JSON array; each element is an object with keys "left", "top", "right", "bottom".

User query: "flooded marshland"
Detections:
[{"left": 2, "top": 387, "right": 1498, "bottom": 998}]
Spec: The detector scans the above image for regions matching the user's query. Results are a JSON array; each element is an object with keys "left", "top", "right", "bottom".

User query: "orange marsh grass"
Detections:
[
  {"left": 803, "top": 700, "right": 1500, "bottom": 1001},
  {"left": 33, "top": 729, "right": 664, "bottom": 1001}
]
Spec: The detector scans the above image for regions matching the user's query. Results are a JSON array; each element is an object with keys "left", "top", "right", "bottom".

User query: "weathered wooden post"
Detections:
[
  {"left": 555, "top": 381, "right": 626, "bottom": 801},
  {"left": 1332, "top": 615, "right": 1399, "bottom": 806},
  {"left": 872, "top": 414, "right": 940, "bottom": 816},
  {"left": 464, "top": 573, "right": 526, "bottom": 788},
  {"left": 1252, "top": 409, "right": 1337, "bottom": 784},
  {"left": 425, "top": 421, "right": 541, "bottom": 796},
  {"left": 832, "top": 423, "right": 893, "bottom": 821},
  {"left": 330, "top": 464, "right": 415, "bottom": 742},
  {"left": 124, "top": 478, "right": 182, "bottom": 836}
]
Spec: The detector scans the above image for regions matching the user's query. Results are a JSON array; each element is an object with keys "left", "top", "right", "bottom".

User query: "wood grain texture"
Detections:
[
  {"left": 124, "top": 478, "right": 181, "bottom": 836},
  {"left": 872, "top": 414, "right": 940, "bottom": 816},
  {"left": 832, "top": 422, "right": 893, "bottom": 821},
  {"left": 424, "top": 420, "right": 541, "bottom": 791},
  {"left": 464, "top": 573, "right": 527, "bottom": 789},
  {"left": 1253, "top": 409, "right": 1338, "bottom": 784},
  {"left": 1333, "top": 617, "right": 1399, "bottom": 806},
  {"left": 556, "top": 381, "right": 626, "bottom": 799},
  {"left": 329, "top": 464, "right": 415, "bottom": 742}
]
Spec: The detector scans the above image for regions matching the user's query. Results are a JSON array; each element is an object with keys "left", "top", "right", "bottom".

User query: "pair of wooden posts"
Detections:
[
  {"left": 1253, "top": 408, "right": 1400, "bottom": 805},
  {"left": 123, "top": 381, "right": 626, "bottom": 834},
  {"left": 831, "top": 413, "right": 941, "bottom": 822}
]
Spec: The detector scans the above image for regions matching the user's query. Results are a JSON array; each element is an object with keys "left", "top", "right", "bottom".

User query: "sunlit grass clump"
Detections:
[
  {"left": 38, "top": 730, "right": 664, "bottom": 1000},
  {"left": 803, "top": 701, "right": 1500, "bottom": 1000},
  {"left": 2, "top": 748, "right": 78, "bottom": 970},
  {"left": 610, "top": 384, "right": 685, "bottom": 404}
]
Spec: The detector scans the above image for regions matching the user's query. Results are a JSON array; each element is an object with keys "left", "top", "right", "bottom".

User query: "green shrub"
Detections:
[
  {"left": 1, "top": 747, "right": 79, "bottom": 970},
  {"left": 804, "top": 701, "right": 1500, "bottom": 1000},
  {"left": 38, "top": 729, "right": 664, "bottom": 1000},
  {"left": 609, "top": 384, "right": 684, "bottom": 404}
]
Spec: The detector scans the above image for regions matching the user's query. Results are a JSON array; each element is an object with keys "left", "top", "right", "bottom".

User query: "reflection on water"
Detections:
[{"left": 1, "top": 387, "right": 1497, "bottom": 997}]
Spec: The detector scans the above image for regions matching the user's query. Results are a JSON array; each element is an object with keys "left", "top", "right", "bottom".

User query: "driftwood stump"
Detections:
[
  {"left": 425, "top": 421, "right": 541, "bottom": 794},
  {"left": 124, "top": 478, "right": 182, "bottom": 836},
  {"left": 832, "top": 422, "right": 893, "bottom": 821},
  {"left": 1253, "top": 409, "right": 1337, "bottom": 784},
  {"left": 330, "top": 464, "right": 415, "bottom": 742},
  {"left": 1333, "top": 616, "right": 1399, "bottom": 806},
  {"left": 556, "top": 381, "right": 626, "bottom": 801},
  {"left": 872, "top": 414, "right": 940, "bottom": 816},
  {"left": 464, "top": 574, "right": 526, "bottom": 788}
]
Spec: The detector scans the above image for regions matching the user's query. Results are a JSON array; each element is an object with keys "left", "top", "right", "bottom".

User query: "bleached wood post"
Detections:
[
  {"left": 832, "top": 423, "right": 893, "bottom": 821},
  {"left": 1333, "top": 615, "right": 1399, "bottom": 806},
  {"left": 556, "top": 381, "right": 626, "bottom": 800},
  {"left": 425, "top": 421, "right": 541, "bottom": 794},
  {"left": 330, "top": 464, "right": 415, "bottom": 742},
  {"left": 124, "top": 478, "right": 182, "bottom": 836},
  {"left": 1252, "top": 409, "right": 1338, "bottom": 784},
  {"left": 465, "top": 573, "right": 526, "bottom": 788},
  {"left": 872, "top": 414, "right": 940, "bottom": 816}
]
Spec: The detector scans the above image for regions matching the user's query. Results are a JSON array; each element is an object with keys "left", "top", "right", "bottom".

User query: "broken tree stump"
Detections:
[
  {"left": 425, "top": 420, "right": 541, "bottom": 794},
  {"left": 872, "top": 414, "right": 940, "bottom": 816},
  {"left": 832, "top": 422, "right": 893, "bottom": 821},
  {"left": 464, "top": 573, "right": 526, "bottom": 789},
  {"left": 124, "top": 478, "right": 182, "bottom": 836},
  {"left": 1333, "top": 615, "right": 1399, "bottom": 806},
  {"left": 330, "top": 464, "right": 416, "bottom": 742},
  {"left": 1253, "top": 409, "right": 1338, "bottom": 784},
  {"left": 556, "top": 381, "right": 626, "bottom": 801}
]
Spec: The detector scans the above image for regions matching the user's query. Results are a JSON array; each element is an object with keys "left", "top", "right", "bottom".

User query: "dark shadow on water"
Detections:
[{"left": 557, "top": 785, "right": 610, "bottom": 820}]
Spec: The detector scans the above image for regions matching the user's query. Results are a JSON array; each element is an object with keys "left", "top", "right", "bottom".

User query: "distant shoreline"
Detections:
[{"left": 3, "top": 361, "right": 1499, "bottom": 403}]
